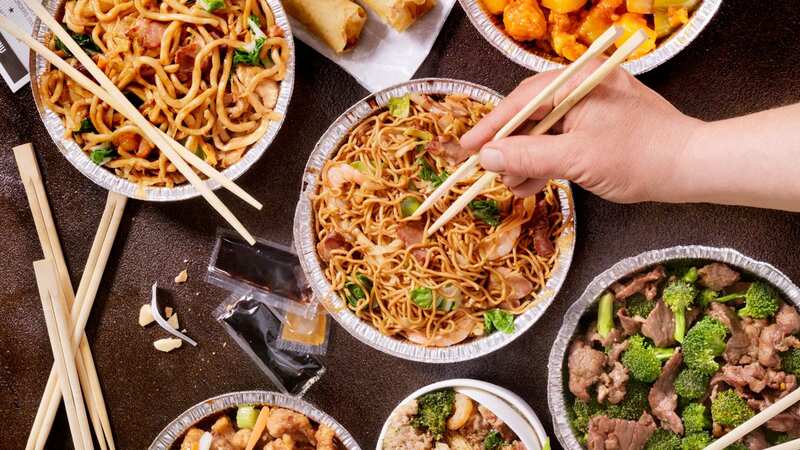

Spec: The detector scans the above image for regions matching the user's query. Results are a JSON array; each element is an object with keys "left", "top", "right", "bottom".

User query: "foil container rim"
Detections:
[
  {"left": 148, "top": 390, "right": 362, "bottom": 450},
  {"left": 292, "top": 77, "right": 577, "bottom": 363},
  {"left": 545, "top": 245, "right": 800, "bottom": 450},
  {"left": 457, "top": 0, "right": 722, "bottom": 75},
  {"left": 29, "top": 0, "right": 296, "bottom": 202}
]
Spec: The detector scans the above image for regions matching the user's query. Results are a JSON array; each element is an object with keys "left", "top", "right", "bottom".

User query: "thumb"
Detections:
[{"left": 478, "top": 134, "right": 582, "bottom": 180}]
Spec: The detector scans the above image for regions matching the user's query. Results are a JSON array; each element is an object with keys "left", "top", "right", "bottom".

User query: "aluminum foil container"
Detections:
[
  {"left": 29, "top": 0, "right": 295, "bottom": 202},
  {"left": 293, "top": 78, "right": 577, "bottom": 363},
  {"left": 148, "top": 390, "right": 361, "bottom": 450},
  {"left": 458, "top": 0, "right": 722, "bottom": 75},
  {"left": 546, "top": 246, "right": 800, "bottom": 450}
]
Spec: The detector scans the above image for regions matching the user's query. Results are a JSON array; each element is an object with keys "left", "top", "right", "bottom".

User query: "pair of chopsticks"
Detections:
[
  {"left": 413, "top": 25, "right": 648, "bottom": 235},
  {"left": 0, "top": 1, "right": 258, "bottom": 245},
  {"left": 705, "top": 386, "right": 800, "bottom": 450},
  {"left": 16, "top": 144, "right": 126, "bottom": 450}
]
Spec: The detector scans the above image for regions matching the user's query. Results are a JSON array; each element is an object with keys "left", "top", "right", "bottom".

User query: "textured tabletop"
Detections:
[{"left": 2, "top": 3, "right": 800, "bottom": 449}]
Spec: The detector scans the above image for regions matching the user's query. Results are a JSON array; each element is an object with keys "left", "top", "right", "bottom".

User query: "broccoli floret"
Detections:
[
  {"left": 597, "top": 292, "right": 615, "bottom": 339},
  {"left": 682, "top": 403, "right": 711, "bottom": 433},
  {"left": 674, "top": 368, "right": 710, "bottom": 400},
  {"left": 622, "top": 335, "right": 674, "bottom": 383},
  {"left": 571, "top": 397, "right": 604, "bottom": 434},
  {"left": 683, "top": 316, "right": 728, "bottom": 375},
  {"left": 628, "top": 293, "right": 657, "bottom": 318},
  {"left": 411, "top": 389, "right": 455, "bottom": 439},
  {"left": 711, "top": 390, "right": 755, "bottom": 427},
  {"left": 645, "top": 429, "right": 681, "bottom": 450},
  {"left": 724, "top": 443, "right": 748, "bottom": 450},
  {"left": 682, "top": 267, "right": 699, "bottom": 283},
  {"left": 607, "top": 380, "right": 650, "bottom": 421},
  {"left": 483, "top": 430, "right": 508, "bottom": 450},
  {"left": 715, "top": 282, "right": 780, "bottom": 319},
  {"left": 697, "top": 289, "right": 719, "bottom": 309},
  {"left": 663, "top": 280, "right": 698, "bottom": 343},
  {"left": 782, "top": 348, "right": 800, "bottom": 375},
  {"left": 681, "top": 432, "right": 711, "bottom": 450}
]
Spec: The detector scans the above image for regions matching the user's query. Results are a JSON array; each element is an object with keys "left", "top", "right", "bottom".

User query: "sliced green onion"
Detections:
[
  {"left": 400, "top": 196, "right": 421, "bottom": 217},
  {"left": 197, "top": 0, "right": 225, "bottom": 12},
  {"left": 403, "top": 128, "right": 433, "bottom": 142},
  {"left": 89, "top": 145, "right": 117, "bottom": 166},
  {"left": 388, "top": 95, "right": 410, "bottom": 118}
]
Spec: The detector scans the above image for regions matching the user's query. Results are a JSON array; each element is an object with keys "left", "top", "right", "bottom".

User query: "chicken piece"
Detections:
[
  {"left": 180, "top": 428, "right": 205, "bottom": 450},
  {"left": 483, "top": 0, "right": 510, "bottom": 15},
  {"left": 315, "top": 425, "right": 337, "bottom": 450},
  {"left": 113, "top": 131, "right": 141, "bottom": 154},
  {"left": 264, "top": 435, "right": 295, "bottom": 450},
  {"left": 266, "top": 408, "right": 316, "bottom": 444},
  {"left": 503, "top": 0, "right": 547, "bottom": 41},
  {"left": 549, "top": 12, "right": 587, "bottom": 61},
  {"left": 231, "top": 429, "right": 252, "bottom": 450},
  {"left": 211, "top": 416, "right": 236, "bottom": 438},
  {"left": 236, "top": 65, "right": 280, "bottom": 110},
  {"left": 578, "top": 0, "right": 623, "bottom": 44},
  {"left": 542, "top": 0, "right": 587, "bottom": 13},
  {"left": 614, "top": 13, "right": 657, "bottom": 59}
]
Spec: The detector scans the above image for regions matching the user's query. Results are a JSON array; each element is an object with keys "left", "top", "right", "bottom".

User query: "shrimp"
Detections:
[
  {"left": 503, "top": 0, "right": 547, "bottom": 42},
  {"left": 480, "top": 224, "right": 521, "bottom": 260},
  {"left": 324, "top": 162, "right": 378, "bottom": 190},
  {"left": 405, "top": 314, "right": 476, "bottom": 347},
  {"left": 549, "top": 12, "right": 587, "bottom": 62}
]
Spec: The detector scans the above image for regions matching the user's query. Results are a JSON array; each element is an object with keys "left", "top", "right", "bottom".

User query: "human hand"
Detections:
[{"left": 460, "top": 60, "right": 703, "bottom": 203}]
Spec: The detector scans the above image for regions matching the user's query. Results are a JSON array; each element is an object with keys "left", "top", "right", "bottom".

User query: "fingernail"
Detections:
[{"left": 480, "top": 148, "right": 505, "bottom": 172}]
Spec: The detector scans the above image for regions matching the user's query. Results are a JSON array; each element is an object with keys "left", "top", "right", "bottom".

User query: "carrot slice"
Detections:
[{"left": 245, "top": 406, "right": 271, "bottom": 450}]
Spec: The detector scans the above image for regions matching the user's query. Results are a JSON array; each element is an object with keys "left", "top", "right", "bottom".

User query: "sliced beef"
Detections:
[
  {"left": 610, "top": 265, "right": 666, "bottom": 301},
  {"left": 759, "top": 325, "right": 784, "bottom": 368},
  {"left": 697, "top": 262, "right": 740, "bottom": 291},
  {"left": 174, "top": 42, "right": 210, "bottom": 81},
  {"left": 316, "top": 232, "right": 349, "bottom": 262},
  {"left": 587, "top": 412, "right": 656, "bottom": 450},
  {"left": 766, "top": 404, "right": 800, "bottom": 436},
  {"left": 641, "top": 299, "right": 676, "bottom": 347},
  {"left": 776, "top": 302, "right": 800, "bottom": 335},
  {"left": 737, "top": 318, "right": 767, "bottom": 365},
  {"left": 587, "top": 323, "right": 624, "bottom": 348},
  {"left": 597, "top": 362, "right": 629, "bottom": 405},
  {"left": 743, "top": 429, "right": 769, "bottom": 450},
  {"left": 648, "top": 350, "right": 684, "bottom": 434},
  {"left": 568, "top": 340, "right": 607, "bottom": 401},
  {"left": 617, "top": 308, "right": 644, "bottom": 336},
  {"left": 608, "top": 340, "right": 630, "bottom": 366},
  {"left": 720, "top": 363, "right": 768, "bottom": 393},
  {"left": 708, "top": 303, "right": 755, "bottom": 364}
]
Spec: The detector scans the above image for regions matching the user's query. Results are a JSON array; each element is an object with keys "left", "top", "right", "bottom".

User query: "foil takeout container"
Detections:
[
  {"left": 29, "top": 0, "right": 295, "bottom": 201},
  {"left": 546, "top": 245, "right": 800, "bottom": 450},
  {"left": 458, "top": 0, "right": 722, "bottom": 75},
  {"left": 293, "top": 78, "right": 577, "bottom": 363},
  {"left": 148, "top": 390, "right": 361, "bottom": 450}
]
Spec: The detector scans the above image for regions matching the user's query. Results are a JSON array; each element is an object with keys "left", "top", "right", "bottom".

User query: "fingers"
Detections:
[
  {"left": 479, "top": 134, "right": 583, "bottom": 180},
  {"left": 460, "top": 70, "right": 561, "bottom": 154},
  {"left": 510, "top": 179, "right": 548, "bottom": 198}
]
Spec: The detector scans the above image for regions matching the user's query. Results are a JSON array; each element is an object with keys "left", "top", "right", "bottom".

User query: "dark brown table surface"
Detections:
[{"left": 2, "top": 3, "right": 800, "bottom": 449}]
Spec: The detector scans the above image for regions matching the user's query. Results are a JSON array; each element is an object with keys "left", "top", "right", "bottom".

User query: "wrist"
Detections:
[{"left": 646, "top": 115, "right": 709, "bottom": 204}]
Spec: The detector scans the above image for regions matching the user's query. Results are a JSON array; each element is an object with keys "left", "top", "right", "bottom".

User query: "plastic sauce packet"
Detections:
[
  {"left": 215, "top": 294, "right": 325, "bottom": 396},
  {"left": 275, "top": 304, "right": 331, "bottom": 355},
  {"left": 207, "top": 231, "right": 317, "bottom": 319}
]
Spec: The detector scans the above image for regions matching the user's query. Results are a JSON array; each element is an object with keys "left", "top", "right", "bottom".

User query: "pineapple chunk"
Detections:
[
  {"left": 541, "top": 0, "right": 587, "bottom": 13},
  {"left": 614, "top": 13, "right": 657, "bottom": 59},
  {"left": 482, "top": 0, "right": 509, "bottom": 14}
]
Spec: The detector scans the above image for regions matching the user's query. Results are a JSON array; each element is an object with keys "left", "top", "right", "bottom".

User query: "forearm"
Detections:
[{"left": 672, "top": 104, "right": 800, "bottom": 211}]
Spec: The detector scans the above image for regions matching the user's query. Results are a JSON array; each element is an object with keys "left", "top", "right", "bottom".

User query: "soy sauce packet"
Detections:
[{"left": 214, "top": 295, "right": 325, "bottom": 396}]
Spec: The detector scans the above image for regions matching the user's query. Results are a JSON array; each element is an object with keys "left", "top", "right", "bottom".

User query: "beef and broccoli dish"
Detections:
[{"left": 565, "top": 261, "right": 800, "bottom": 450}]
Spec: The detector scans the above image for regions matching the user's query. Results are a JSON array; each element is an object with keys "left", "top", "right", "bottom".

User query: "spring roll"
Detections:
[
  {"left": 283, "top": 0, "right": 367, "bottom": 53},
  {"left": 361, "top": 0, "right": 437, "bottom": 31}
]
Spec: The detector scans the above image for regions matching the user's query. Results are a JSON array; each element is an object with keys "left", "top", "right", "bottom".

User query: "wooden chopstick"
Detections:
[
  {"left": 425, "top": 29, "right": 649, "bottom": 236},
  {"left": 0, "top": 10, "right": 255, "bottom": 245},
  {"left": 704, "top": 387, "right": 800, "bottom": 450},
  {"left": 764, "top": 437, "right": 800, "bottom": 450},
  {"left": 33, "top": 259, "right": 96, "bottom": 450},
  {"left": 15, "top": 144, "right": 116, "bottom": 450}
]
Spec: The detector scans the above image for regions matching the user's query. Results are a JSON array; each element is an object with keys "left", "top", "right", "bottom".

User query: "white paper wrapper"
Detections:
[
  {"left": 294, "top": 78, "right": 576, "bottom": 363},
  {"left": 289, "top": 0, "right": 456, "bottom": 92},
  {"left": 546, "top": 246, "right": 800, "bottom": 450},
  {"left": 148, "top": 391, "right": 361, "bottom": 450},
  {"left": 29, "top": 0, "right": 295, "bottom": 202},
  {"left": 458, "top": 0, "right": 722, "bottom": 75}
]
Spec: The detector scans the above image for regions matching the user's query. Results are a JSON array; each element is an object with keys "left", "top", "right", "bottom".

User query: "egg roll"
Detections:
[
  {"left": 361, "top": 0, "right": 437, "bottom": 31},
  {"left": 283, "top": 0, "right": 367, "bottom": 53}
]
